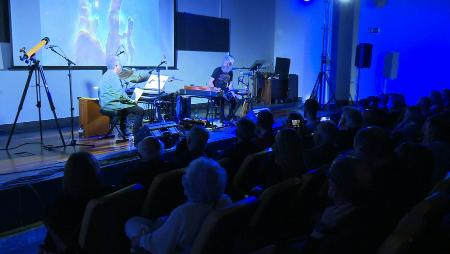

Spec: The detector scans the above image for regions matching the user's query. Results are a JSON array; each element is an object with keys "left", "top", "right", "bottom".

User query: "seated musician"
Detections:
[
  {"left": 208, "top": 54, "right": 237, "bottom": 121},
  {"left": 99, "top": 55, "right": 149, "bottom": 135}
]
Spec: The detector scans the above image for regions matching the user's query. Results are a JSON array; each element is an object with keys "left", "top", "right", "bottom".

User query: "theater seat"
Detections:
[
  {"left": 232, "top": 149, "right": 273, "bottom": 198},
  {"left": 377, "top": 191, "right": 450, "bottom": 254},
  {"left": 141, "top": 168, "right": 186, "bottom": 220},
  {"left": 238, "top": 178, "right": 302, "bottom": 252},
  {"left": 191, "top": 196, "right": 259, "bottom": 254},
  {"left": 78, "top": 184, "right": 145, "bottom": 254},
  {"left": 285, "top": 165, "right": 329, "bottom": 236}
]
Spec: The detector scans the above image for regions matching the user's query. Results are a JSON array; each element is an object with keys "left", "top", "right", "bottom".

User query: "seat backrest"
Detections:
[
  {"left": 377, "top": 191, "right": 450, "bottom": 254},
  {"left": 78, "top": 184, "right": 145, "bottom": 254},
  {"left": 141, "top": 168, "right": 186, "bottom": 220},
  {"left": 284, "top": 166, "right": 329, "bottom": 236},
  {"left": 232, "top": 149, "right": 273, "bottom": 196},
  {"left": 191, "top": 197, "right": 259, "bottom": 254},
  {"left": 249, "top": 178, "right": 302, "bottom": 229}
]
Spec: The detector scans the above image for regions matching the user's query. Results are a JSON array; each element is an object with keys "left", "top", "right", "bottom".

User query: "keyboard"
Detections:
[{"left": 179, "top": 86, "right": 222, "bottom": 98}]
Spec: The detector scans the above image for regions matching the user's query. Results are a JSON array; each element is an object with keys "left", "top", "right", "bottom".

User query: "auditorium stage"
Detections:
[{"left": 0, "top": 102, "right": 302, "bottom": 190}]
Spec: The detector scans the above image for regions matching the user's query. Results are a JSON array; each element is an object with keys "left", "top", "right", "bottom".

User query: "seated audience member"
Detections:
[
  {"left": 294, "top": 155, "right": 389, "bottom": 254},
  {"left": 366, "top": 96, "right": 381, "bottom": 109},
  {"left": 430, "top": 90, "right": 444, "bottom": 114},
  {"left": 174, "top": 126, "right": 210, "bottom": 168},
  {"left": 125, "top": 157, "right": 232, "bottom": 254},
  {"left": 222, "top": 117, "right": 259, "bottom": 178},
  {"left": 266, "top": 129, "right": 306, "bottom": 186},
  {"left": 41, "top": 152, "right": 103, "bottom": 252},
  {"left": 395, "top": 142, "right": 435, "bottom": 209},
  {"left": 126, "top": 137, "right": 173, "bottom": 188},
  {"left": 378, "top": 93, "right": 389, "bottom": 111},
  {"left": 304, "top": 121, "right": 339, "bottom": 169},
  {"left": 417, "top": 96, "right": 432, "bottom": 116},
  {"left": 336, "top": 106, "right": 362, "bottom": 151},
  {"left": 361, "top": 108, "right": 388, "bottom": 128},
  {"left": 391, "top": 106, "right": 424, "bottom": 142},
  {"left": 422, "top": 111, "right": 450, "bottom": 186},
  {"left": 353, "top": 126, "right": 406, "bottom": 223},
  {"left": 442, "top": 88, "right": 450, "bottom": 109},
  {"left": 303, "top": 98, "right": 320, "bottom": 134},
  {"left": 255, "top": 109, "right": 275, "bottom": 150},
  {"left": 386, "top": 93, "right": 407, "bottom": 127},
  {"left": 285, "top": 112, "right": 310, "bottom": 147}
]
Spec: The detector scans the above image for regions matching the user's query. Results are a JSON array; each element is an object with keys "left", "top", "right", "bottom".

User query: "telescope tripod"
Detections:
[{"left": 5, "top": 60, "right": 66, "bottom": 149}]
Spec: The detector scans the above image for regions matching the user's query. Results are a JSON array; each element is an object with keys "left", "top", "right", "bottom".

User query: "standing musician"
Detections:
[
  {"left": 98, "top": 55, "right": 149, "bottom": 136},
  {"left": 208, "top": 55, "right": 237, "bottom": 121}
]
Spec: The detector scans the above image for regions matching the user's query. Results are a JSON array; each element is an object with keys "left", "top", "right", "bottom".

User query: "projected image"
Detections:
[
  {"left": 39, "top": 0, "right": 163, "bottom": 66},
  {"left": 10, "top": 0, "right": 174, "bottom": 67}
]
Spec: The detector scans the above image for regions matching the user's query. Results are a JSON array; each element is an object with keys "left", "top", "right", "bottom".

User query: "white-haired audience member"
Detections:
[
  {"left": 125, "top": 157, "right": 231, "bottom": 253},
  {"left": 174, "top": 125, "right": 210, "bottom": 168},
  {"left": 125, "top": 137, "right": 173, "bottom": 188}
]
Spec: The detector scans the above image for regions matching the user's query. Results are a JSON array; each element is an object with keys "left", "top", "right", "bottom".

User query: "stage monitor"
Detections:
[{"left": 9, "top": 0, "right": 175, "bottom": 68}]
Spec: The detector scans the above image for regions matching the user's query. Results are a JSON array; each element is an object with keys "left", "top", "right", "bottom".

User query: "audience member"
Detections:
[
  {"left": 222, "top": 117, "right": 259, "bottom": 178},
  {"left": 125, "top": 157, "right": 231, "bottom": 254},
  {"left": 422, "top": 111, "right": 450, "bottom": 186},
  {"left": 255, "top": 109, "right": 275, "bottom": 150},
  {"left": 125, "top": 137, "right": 173, "bottom": 188},
  {"left": 353, "top": 126, "right": 406, "bottom": 225},
  {"left": 336, "top": 106, "right": 362, "bottom": 151},
  {"left": 417, "top": 96, "right": 432, "bottom": 116},
  {"left": 41, "top": 152, "right": 103, "bottom": 252},
  {"left": 391, "top": 106, "right": 424, "bottom": 142},
  {"left": 395, "top": 142, "right": 435, "bottom": 209},
  {"left": 378, "top": 93, "right": 389, "bottom": 110},
  {"left": 304, "top": 98, "right": 320, "bottom": 134},
  {"left": 267, "top": 129, "right": 306, "bottom": 186},
  {"left": 442, "top": 88, "right": 450, "bottom": 109},
  {"left": 430, "top": 90, "right": 444, "bottom": 114},
  {"left": 304, "top": 121, "right": 339, "bottom": 169},
  {"left": 386, "top": 93, "right": 407, "bottom": 127},
  {"left": 174, "top": 126, "right": 210, "bottom": 168},
  {"left": 361, "top": 108, "right": 388, "bottom": 128},
  {"left": 294, "top": 155, "right": 389, "bottom": 254}
]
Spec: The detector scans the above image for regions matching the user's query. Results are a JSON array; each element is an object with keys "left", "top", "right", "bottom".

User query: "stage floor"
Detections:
[{"left": 0, "top": 102, "right": 302, "bottom": 188}]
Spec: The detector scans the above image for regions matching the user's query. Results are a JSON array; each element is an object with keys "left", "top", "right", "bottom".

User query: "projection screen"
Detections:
[{"left": 9, "top": 0, "right": 175, "bottom": 68}]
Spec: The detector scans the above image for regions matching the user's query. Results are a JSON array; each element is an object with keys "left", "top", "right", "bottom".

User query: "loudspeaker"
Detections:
[
  {"left": 78, "top": 98, "right": 109, "bottom": 137},
  {"left": 383, "top": 51, "right": 399, "bottom": 79},
  {"left": 287, "top": 74, "right": 299, "bottom": 102},
  {"left": 355, "top": 43, "right": 373, "bottom": 68},
  {"left": 269, "top": 78, "right": 288, "bottom": 104},
  {"left": 176, "top": 95, "right": 191, "bottom": 120},
  {"left": 275, "top": 57, "right": 290, "bottom": 79}
]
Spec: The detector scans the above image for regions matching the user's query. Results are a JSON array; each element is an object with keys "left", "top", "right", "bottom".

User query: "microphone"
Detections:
[
  {"left": 116, "top": 50, "right": 125, "bottom": 56},
  {"left": 45, "top": 45, "right": 58, "bottom": 49},
  {"left": 163, "top": 55, "right": 168, "bottom": 70},
  {"left": 21, "top": 37, "right": 50, "bottom": 61}
]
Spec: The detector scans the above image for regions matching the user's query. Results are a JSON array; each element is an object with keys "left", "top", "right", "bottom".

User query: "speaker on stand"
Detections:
[
  {"left": 382, "top": 51, "right": 400, "bottom": 94},
  {"left": 354, "top": 43, "right": 373, "bottom": 103}
]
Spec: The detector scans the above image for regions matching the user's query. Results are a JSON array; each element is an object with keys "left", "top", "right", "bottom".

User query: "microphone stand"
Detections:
[{"left": 48, "top": 47, "right": 94, "bottom": 148}]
